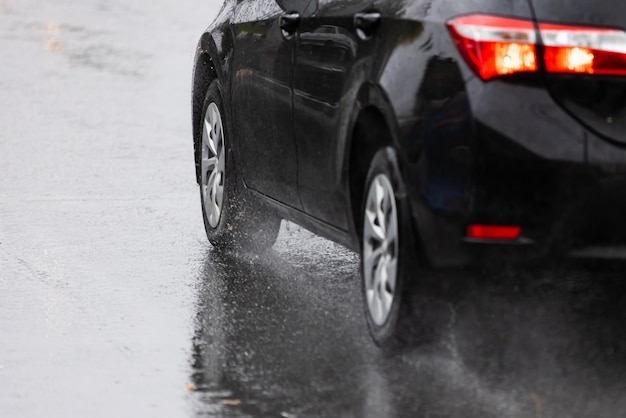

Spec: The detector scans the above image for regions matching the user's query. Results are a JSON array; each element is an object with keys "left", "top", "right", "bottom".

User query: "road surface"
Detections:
[{"left": 1, "top": 1, "right": 626, "bottom": 416}]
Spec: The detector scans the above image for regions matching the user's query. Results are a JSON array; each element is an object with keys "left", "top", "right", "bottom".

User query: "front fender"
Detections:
[{"left": 191, "top": 4, "right": 235, "bottom": 183}]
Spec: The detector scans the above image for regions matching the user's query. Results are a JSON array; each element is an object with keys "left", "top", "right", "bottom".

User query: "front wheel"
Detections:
[
  {"left": 198, "top": 80, "right": 281, "bottom": 253},
  {"left": 360, "top": 147, "right": 423, "bottom": 348}
]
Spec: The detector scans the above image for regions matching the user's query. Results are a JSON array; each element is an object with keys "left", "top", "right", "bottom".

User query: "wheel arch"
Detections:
[
  {"left": 345, "top": 83, "right": 406, "bottom": 245},
  {"left": 192, "top": 30, "right": 231, "bottom": 184}
]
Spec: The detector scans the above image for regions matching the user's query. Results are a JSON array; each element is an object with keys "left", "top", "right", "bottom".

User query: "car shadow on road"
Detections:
[{"left": 188, "top": 245, "right": 626, "bottom": 418}]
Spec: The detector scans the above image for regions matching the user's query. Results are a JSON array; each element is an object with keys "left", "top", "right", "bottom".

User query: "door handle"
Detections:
[
  {"left": 354, "top": 11, "right": 381, "bottom": 39},
  {"left": 280, "top": 12, "right": 301, "bottom": 37}
]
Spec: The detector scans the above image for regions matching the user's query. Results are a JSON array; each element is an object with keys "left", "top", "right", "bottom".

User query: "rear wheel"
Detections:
[
  {"left": 361, "top": 147, "right": 422, "bottom": 347},
  {"left": 199, "top": 81, "right": 281, "bottom": 252}
]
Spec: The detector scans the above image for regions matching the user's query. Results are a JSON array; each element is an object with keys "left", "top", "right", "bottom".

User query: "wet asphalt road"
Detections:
[{"left": 2, "top": 1, "right": 626, "bottom": 417}]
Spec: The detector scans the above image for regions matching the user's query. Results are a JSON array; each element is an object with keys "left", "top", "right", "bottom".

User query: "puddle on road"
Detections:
[
  {"left": 187, "top": 238, "right": 516, "bottom": 417},
  {"left": 188, "top": 232, "right": 626, "bottom": 417}
]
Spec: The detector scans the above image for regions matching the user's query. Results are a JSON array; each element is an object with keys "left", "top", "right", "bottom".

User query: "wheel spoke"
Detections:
[
  {"left": 208, "top": 201, "right": 220, "bottom": 227},
  {"left": 366, "top": 288, "right": 376, "bottom": 316},
  {"left": 386, "top": 208, "right": 398, "bottom": 245},
  {"left": 213, "top": 204, "right": 221, "bottom": 224},
  {"left": 213, "top": 112, "right": 223, "bottom": 146},
  {"left": 368, "top": 277, "right": 383, "bottom": 324},
  {"left": 203, "top": 119, "right": 218, "bottom": 156},
  {"left": 363, "top": 243, "right": 384, "bottom": 285},
  {"left": 364, "top": 207, "right": 385, "bottom": 242},
  {"left": 373, "top": 293, "right": 383, "bottom": 324},
  {"left": 205, "top": 168, "right": 219, "bottom": 226},
  {"left": 201, "top": 156, "right": 218, "bottom": 184},
  {"left": 212, "top": 187, "right": 221, "bottom": 219},
  {"left": 217, "top": 150, "right": 225, "bottom": 172},
  {"left": 202, "top": 118, "right": 211, "bottom": 150},
  {"left": 379, "top": 256, "right": 394, "bottom": 315},
  {"left": 375, "top": 179, "right": 387, "bottom": 236},
  {"left": 210, "top": 103, "right": 220, "bottom": 127},
  {"left": 214, "top": 172, "right": 224, "bottom": 207},
  {"left": 384, "top": 257, "right": 397, "bottom": 295},
  {"left": 374, "top": 256, "right": 388, "bottom": 322},
  {"left": 207, "top": 168, "right": 218, "bottom": 192},
  {"left": 208, "top": 173, "right": 221, "bottom": 226},
  {"left": 203, "top": 183, "right": 212, "bottom": 212}
]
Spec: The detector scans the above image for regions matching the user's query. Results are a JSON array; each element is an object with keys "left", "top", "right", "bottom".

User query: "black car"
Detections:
[{"left": 192, "top": 0, "right": 626, "bottom": 346}]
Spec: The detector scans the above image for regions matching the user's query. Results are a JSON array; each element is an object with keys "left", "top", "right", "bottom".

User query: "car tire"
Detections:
[
  {"left": 360, "top": 147, "right": 423, "bottom": 348},
  {"left": 198, "top": 80, "right": 281, "bottom": 253}
]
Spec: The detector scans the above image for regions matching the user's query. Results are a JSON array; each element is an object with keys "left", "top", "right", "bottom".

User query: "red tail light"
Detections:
[
  {"left": 467, "top": 225, "right": 522, "bottom": 241},
  {"left": 447, "top": 15, "right": 538, "bottom": 80},
  {"left": 448, "top": 14, "right": 626, "bottom": 80},
  {"left": 540, "top": 24, "right": 626, "bottom": 75}
]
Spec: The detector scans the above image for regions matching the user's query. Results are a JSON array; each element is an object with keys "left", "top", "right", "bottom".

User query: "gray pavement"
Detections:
[
  {"left": 2, "top": 1, "right": 626, "bottom": 417},
  {"left": 0, "top": 0, "right": 221, "bottom": 415}
]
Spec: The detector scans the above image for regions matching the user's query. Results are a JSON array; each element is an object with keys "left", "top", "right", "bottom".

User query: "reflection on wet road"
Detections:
[
  {"left": 1, "top": 0, "right": 626, "bottom": 417},
  {"left": 190, "top": 235, "right": 626, "bottom": 417}
]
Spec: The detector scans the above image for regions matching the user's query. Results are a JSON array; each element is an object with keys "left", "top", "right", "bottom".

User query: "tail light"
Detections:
[
  {"left": 447, "top": 14, "right": 626, "bottom": 80},
  {"left": 540, "top": 24, "right": 626, "bottom": 75},
  {"left": 447, "top": 15, "right": 538, "bottom": 80}
]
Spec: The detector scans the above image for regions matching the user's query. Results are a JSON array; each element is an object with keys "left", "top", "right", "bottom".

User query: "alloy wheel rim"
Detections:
[
  {"left": 201, "top": 102, "right": 225, "bottom": 228},
  {"left": 363, "top": 174, "right": 399, "bottom": 326}
]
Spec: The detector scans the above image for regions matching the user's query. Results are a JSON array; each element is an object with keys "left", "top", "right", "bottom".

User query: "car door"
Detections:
[
  {"left": 230, "top": 0, "right": 303, "bottom": 209},
  {"left": 293, "top": 0, "right": 379, "bottom": 229}
]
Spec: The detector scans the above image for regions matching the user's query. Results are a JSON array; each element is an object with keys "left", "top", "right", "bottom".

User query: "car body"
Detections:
[{"left": 192, "top": 0, "right": 626, "bottom": 345}]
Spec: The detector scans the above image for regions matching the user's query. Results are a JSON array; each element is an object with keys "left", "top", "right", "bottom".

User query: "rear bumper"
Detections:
[{"left": 400, "top": 76, "right": 626, "bottom": 267}]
